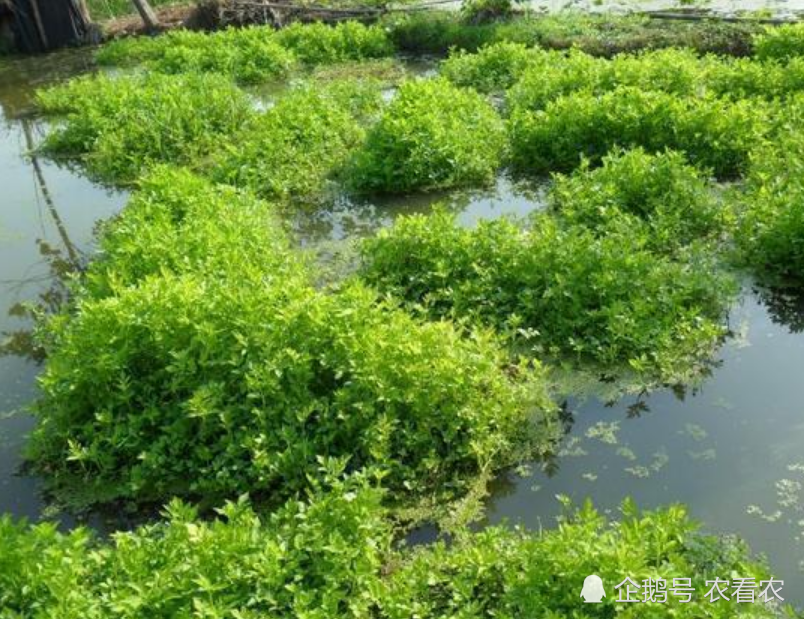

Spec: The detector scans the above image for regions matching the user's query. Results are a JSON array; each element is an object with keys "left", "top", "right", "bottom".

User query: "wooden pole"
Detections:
[{"left": 131, "top": 0, "right": 161, "bottom": 30}]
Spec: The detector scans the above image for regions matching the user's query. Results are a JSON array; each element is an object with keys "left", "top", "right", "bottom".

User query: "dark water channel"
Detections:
[{"left": 1, "top": 49, "right": 804, "bottom": 606}]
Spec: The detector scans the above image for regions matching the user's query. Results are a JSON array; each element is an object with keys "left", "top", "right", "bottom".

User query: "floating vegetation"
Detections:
[
  {"left": 36, "top": 73, "right": 251, "bottom": 184},
  {"left": 616, "top": 446, "right": 637, "bottom": 461},
  {"left": 359, "top": 210, "right": 737, "bottom": 380},
  {"left": 682, "top": 423, "right": 709, "bottom": 442},
  {"left": 688, "top": 448, "right": 717, "bottom": 462},
  {"left": 348, "top": 79, "right": 506, "bottom": 194},
  {"left": 557, "top": 436, "right": 587, "bottom": 458},
  {"left": 585, "top": 421, "right": 620, "bottom": 445}
]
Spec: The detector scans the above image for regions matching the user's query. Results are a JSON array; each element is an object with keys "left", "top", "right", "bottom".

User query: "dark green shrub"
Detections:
[
  {"left": 29, "top": 169, "right": 555, "bottom": 507},
  {"left": 348, "top": 79, "right": 506, "bottom": 193},
  {"left": 37, "top": 72, "right": 251, "bottom": 184},
  {"left": 360, "top": 210, "right": 736, "bottom": 378},
  {"left": 211, "top": 81, "right": 382, "bottom": 205},
  {"left": 550, "top": 148, "right": 730, "bottom": 253},
  {"left": 508, "top": 86, "right": 768, "bottom": 177},
  {"left": 272, "top": 21, "right": 393, "bottom": 65},
  {"left": 754, "top": 23, "right": 804, "bottom": 62},
  {"left": 0, "top": 492, "right": 784, "bottom": 619}
]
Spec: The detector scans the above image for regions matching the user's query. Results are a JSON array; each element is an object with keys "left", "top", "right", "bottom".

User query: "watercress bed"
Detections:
[{"left": 5, "top": 13, "right": 804, "bottom": 619}]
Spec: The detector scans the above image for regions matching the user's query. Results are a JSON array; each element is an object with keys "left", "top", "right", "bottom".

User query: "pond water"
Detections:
[{"left": 2, "top": 43, "right": 804, "bottom": 607}]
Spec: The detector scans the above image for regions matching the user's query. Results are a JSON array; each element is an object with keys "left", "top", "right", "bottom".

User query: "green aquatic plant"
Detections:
[
  {"left": 0, "top": 490, "right": 785, "bottom": 618},
  {"left": 100, "top": 27, "right": 297, "bottom": 84},
  {"left": 754, "top": 22, "right": 804, "bottom": 62},
  {"left": 348, "top": 79, "right": 506, "bottom": 193},
  {"left": 212, "top": 80, "right": 382, "bottom": 205},
  {"left": 508, "top": 86, "right": 768, "bottom": 178},
  {"left": 37, "top": 72, "right": 251, "bottom": 184},
  {"left": 359, "top": 210, "right": 736, "bottom": 379},
  {"left": 272, "top": 21, "right": 393, "bottom": 65},
  {"left": 29, "top": 169, "right": 556, "bottom": 508},
  {"left": 96, "top": 22, "right": 393, "bottom": 82},
  {"left": 441, "top": 41, "right": 545, "bottom": 93},
  {"left": 550, "top": 148, "right": 730, "bottom": 254},
  {"left": 736, "top": 123, "right": 804, "bottom": 287}
]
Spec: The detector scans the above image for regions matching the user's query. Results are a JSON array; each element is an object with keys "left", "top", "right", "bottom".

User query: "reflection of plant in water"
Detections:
[
  {"left": 755, "top": 285, "right": 804, "bottom": 334},
  {"left": 0, "top": 240, "right": 79, "bottom": 363}
]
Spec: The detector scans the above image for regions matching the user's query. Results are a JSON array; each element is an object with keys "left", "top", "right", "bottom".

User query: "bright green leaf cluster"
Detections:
[
  {"left": 360, "top": 209, "right": 736, "bottom": 379},
  {"left": 348, "top": 79, "right": 506, "bottom": 193},
  {"left": 36, "top": 72, "right": 251, "bottom": 183}
]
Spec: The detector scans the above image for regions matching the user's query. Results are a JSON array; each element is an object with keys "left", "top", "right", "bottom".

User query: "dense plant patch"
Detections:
[
  {"left": 754, "top": 22, "right": 804, "bottom": 62},
  {"left": 211, "top": 80, "right": 382, "bottom": 205},
  {"left": 348, "top": 79, "right": 506, "bottom": 193},
  {"left": 36, "top": 72, "right": 251, "bottom": 183},
  {"left": 384, "top": 11, "right": 759, "bottom": 57},
  {"left": 97, "top": 26, "right": 298, "bottom": 84},
  {"left": 0, "top": 484, "right": 783, "bottom": 618},
  {"left": 359, "top": 210, "right": 736, "bottom": 378},
  {"left": 508, "top": 86, "right": 768, "bottom": 177},
  {"left": 29, "top": 169, "right": 556, "bottom": 508},
  {"left": 550, "top": 148, "right": 730, "bottom": 254}
]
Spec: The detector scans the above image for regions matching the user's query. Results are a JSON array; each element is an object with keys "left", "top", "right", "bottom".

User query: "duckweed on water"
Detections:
[
  {"left": 36, "top": 73, "right": 251, "bottom": 184},
  {"left": 348, "top": 79, "right": 506, "bottom": 194},
  {"left": 29, "top": 169, "right": 556, "bottom": 509},
  {"left": 359, "top": 210, "right": 736, "bottom": 379}
]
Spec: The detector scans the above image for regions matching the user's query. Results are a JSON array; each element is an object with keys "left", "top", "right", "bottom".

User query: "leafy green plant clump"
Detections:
[
  {"left": 97, "top": 22, "right": 393, "bottom": 81},
  {"left": 37, "top": 72, "right": 251, "bottom": 184},
  {"left": 550, "top": 148, "right": 730, "bottom": 254},
  {"left": 30, "top": 169, "right": 555, "bottom": 508},
  {"left": 441, "top": 42, "right": 552, "bottom": 94},
  {"left": 360, "top": 210, "right": 736, "bottom": 378},
  {"left": 348, "top": 79, "right": 506, "bottom": 193},
  {"left": 754, "top": 22, "right": 804, "bottom": 62},
  {"left": 212, "top": 81, "right": 382, "bottom": 205},
  {"left": 0, "top": 487, "right": 785, "bottom": 618},
  {"left": 98, "top": 26, "right": 297, "bottom": 85},
  {"left": 272, "top": 21, "right": 393, "bottom": 65},
  {"left": 737, "top": 126, "right": 804, "bottom": 287},
  {"left": 508, "top": 86, "right": 767, "bottom": 177}
]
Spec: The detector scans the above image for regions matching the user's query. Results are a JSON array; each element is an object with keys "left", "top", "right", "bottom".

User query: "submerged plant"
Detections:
[
  {"left": 360, "top": 210, "right": 736, "bottom": 379},
  {"left": 348, "top": 79, "right": 506, "bottom": 193},
  {"left": 37, "top": 72, "right": 251, "bottom": 184}
]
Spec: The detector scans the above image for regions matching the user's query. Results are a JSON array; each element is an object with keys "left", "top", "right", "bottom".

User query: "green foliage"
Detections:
[
  {"left": 36, "top": 72, "right": 251, "bottom": 184},
  {"left": 0, "top": 477, "right": 391, "bottom": 619},
  {"left": 98, "top": 27, "right": 297, "bottom": 85},
  {"left": 86, "top": 0, "right": 180, "bottom": 20},
  {"left": 550, "top": 149, "right": 730, "bottom": 254},
  {"left": 441, "top": 42, "right": 544, "bottom": 93},
  {"left": 96, "top": 22, "right": 393, "bottom": 82},
  {"left": 272, "top": 21, "right": 393, "bottom": 65},
  {"left": 29, "top": 168, "right": 555, "bottom": 508},
  {"left": 508, "top": 86, "right": 768, "bottom": 178},
  {"left": 348, "top": 79, "right": 506, "bottom": 193},
  {"left": 211, "top": 81, "right": 382, "bottom": 205},
  {"left": 383, "top": 11, "right": 758, "bottom": 57},
  {"left": 754, "top": 22, "right": 804, "bottom": 62},
  {"left": 0, "top": 493, "right": 783, "bottom": 618},
  {"left": 360, "top": 210, "right": 736, "bottom": 378},
  {"left": 736, "top": 123, "right": 804, "bottom": 287}
]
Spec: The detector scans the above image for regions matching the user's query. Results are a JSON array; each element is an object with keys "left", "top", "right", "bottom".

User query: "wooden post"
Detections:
[{"left": 131, "top": 0, "right": 161, "bottom": 30}]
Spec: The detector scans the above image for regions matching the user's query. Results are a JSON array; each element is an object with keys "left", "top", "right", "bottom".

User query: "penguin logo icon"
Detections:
[{"left": 580, "top": 575, "right": 606, "bottom": 603}]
